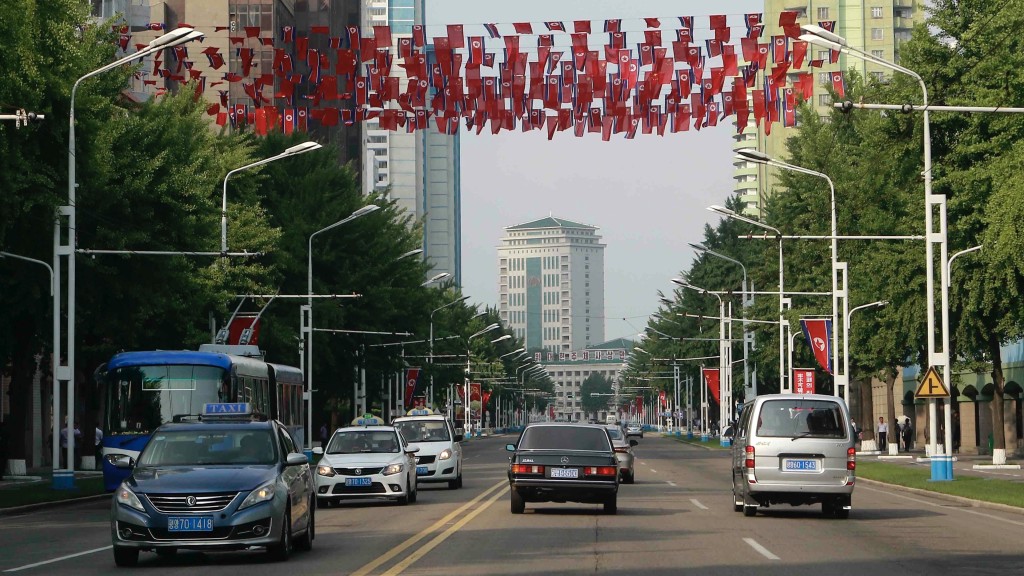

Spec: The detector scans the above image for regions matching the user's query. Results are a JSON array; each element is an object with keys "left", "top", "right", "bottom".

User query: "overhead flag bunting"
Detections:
[{"left": 118, "top": 11, "right": 840, "bottom": 138}]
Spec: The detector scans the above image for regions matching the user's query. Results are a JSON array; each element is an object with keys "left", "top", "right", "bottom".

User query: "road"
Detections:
[{"left": 1, "top": 435, "right": 1023, "bottom": 575}]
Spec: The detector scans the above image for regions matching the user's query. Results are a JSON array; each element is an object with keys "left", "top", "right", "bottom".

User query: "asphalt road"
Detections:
[{"left": 1, "top": 435, "right": 1022, "bottom": 575}]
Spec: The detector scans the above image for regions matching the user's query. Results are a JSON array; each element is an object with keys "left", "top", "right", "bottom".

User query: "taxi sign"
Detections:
[
  {"left": 406, "top": 407, "right": 437, "bottom": 416},
  {"left": 915, "top": 366, "right": 950, "bottom": 398},
  {"left": 203, "top": 403, "right": 252, "bottom": 416},
  {"left": 352, "top": 413, "right": 385, "bottom": 426}
]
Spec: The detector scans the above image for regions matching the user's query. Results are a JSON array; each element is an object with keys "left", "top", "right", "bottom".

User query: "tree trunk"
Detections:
[
  {"left": 987, "top": 332, "right": 1006, "bottom": 457},
  {"left": 860, "top": 375, "right": 875, "bottom": 442},
  {"left": 885, "top": 370, "right": 897, "bottom": 444}
]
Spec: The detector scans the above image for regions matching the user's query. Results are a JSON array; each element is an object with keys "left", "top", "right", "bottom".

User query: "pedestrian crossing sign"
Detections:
[{"left": 915, "top": 366, "right": 950, "bottom": 398}]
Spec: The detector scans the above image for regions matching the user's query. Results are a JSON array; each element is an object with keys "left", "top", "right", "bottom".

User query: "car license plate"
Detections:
[
  {"left": 784, "top": 459, "right": 818, "bottom": 471},
  {"left": 345, "top": 477, "right": 372, "bottom": 486},
  {"left": 550, "top": 467, "right": 579, "bottom": 479},
  {"left": 167, "top": 516, "right": 213, "bottom": 532},
  {"left": 416, "top": 466, "right": 428, "bottom": 475}
]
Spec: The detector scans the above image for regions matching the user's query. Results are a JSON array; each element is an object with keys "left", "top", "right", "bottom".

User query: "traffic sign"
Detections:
[{"left": 915, "top": 366, "right": 950, "bottom": 398}]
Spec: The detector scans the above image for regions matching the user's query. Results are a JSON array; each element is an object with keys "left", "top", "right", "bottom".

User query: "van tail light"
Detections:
[
  {"left": 847, "top": 447, "right": 856, "bottom": 471},
  {"left": 584, "top": 466, "right": 617, "bottom": 477},
  {"left": 512, "top": 464, "right": 544, "bottom": 475},
  {"left": 745, "top": 445, "right": 755, "bottom": 469}
]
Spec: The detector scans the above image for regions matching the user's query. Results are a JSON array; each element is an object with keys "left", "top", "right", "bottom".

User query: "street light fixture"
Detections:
[
  {"left": 802, "top": 24, "right": 953, "bottom": 477},
  {"left": 500, "top": 347, "right": 526, "bottom": 359},
  {"left": 57, "top": 27, "right": 206, "bottom": 475},
  {"left": 672, "top": 278, "right": 729, "bottom": 440},
  {"left": 844, "top": 300, "right": 889, "bottom": 417},
  {"left": 708, "top": 204, "right": 787, "bottom": 392},
  {"left": 397, "top": 248, "right": 423, "bottom": 261},
  {"left": 222, "top": 142, "right": 322, "bottom": 254},
  {"left": 421, "top": 272, "right": 450, "bottom": 287},
  {"left": 305, "top": 204, "right": 380, "bottom": 448}
]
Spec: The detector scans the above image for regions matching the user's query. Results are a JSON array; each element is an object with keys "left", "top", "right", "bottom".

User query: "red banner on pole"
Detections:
[
  {"left": 703, "top": 368, "right": 721, "bottom": 404},
  {"left": 659, "top": 390, "right": 667, "bottom": 408},
  {"left": 800, "top": 318, "right": 833, "bottom": 374},
  {"left": 792, "top": 368, "right": 816, "bottom": 394},
  {"left": 403, "top": 367, "right": 421, "bottom": 408},
  {"left": 636, "top": 395, "right": 644, "bottom": 415},
  {"left": 227, "top": 314, "right": 261, "bottom": 345}
]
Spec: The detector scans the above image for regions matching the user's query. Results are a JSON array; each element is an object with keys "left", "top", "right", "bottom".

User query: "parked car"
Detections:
[
  {"left": 314, "top": 424, "right": 419, "bottom": 507},
  {"left": 605, "top": 425, "right": 638, "bottom": 483},
  {"left": 506, "top": 422, "right": 620, "bottom": 514},
  {"left": 392, "top": 409, "right": 464, "bottom": 489},
  {"left": 110, "top": 403, "right": 315, "bottom": 567},
  {"left": 729, "top": 394, "right": 856, "bottom": 518}
]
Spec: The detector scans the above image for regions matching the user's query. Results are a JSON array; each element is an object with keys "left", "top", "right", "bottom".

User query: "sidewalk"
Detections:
[{"left": 0, "top": 467, "right": 109, "bottom": 515}]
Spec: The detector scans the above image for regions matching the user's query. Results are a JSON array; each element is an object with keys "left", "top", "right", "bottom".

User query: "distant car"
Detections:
[
  {"left": 392, "top": 410, "right": 464, "bottom": 489},
  {"left": 625, "top": 423, "right": 643, "bottom": 439},
  {"left": 110, "top": 403, "right": 315, "bottom": 567},
  {"left": 729, "top": 394, "right": 856, "bottom": 518},
  {"left": 314, "top": 425, "right": 419, "bottom": 507},
  {"left": 506, "top": 422, "right": 620, "bottom": 514},
  {"left": 605, "top": 425, "right": 638, "bottom": 484}
]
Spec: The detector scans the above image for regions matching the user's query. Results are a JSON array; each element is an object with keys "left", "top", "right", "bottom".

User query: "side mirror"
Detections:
[
  {"left": 405, "top": 444, "right": 421, "bottom": 454},
  {"left": 113, "top": 457, "right": 135, "bottom": 469},
  {"left": 312, "top": 446, "right": 324, "bottom": 455},
  {"left": 724, "top": 426, "right": 735, "bottom": 439},
  {"left": 505, "top": 443, "right": 516, "bottom": 452},
  {"left": 629, "top": 440, "right": 638, "bottom": 447},
  {"left": 286, "top": 452, "right": 309, "bottom": 466},
  {"left": 454, "top": 434, "right": 464, "bottom": 442}
]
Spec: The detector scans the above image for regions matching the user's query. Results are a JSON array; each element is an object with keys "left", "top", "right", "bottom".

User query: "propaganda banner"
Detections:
[
  {"left": 403, "top": 367, "right": 421, "bottom": 408},
  {"left": 792, "top": 368, "right": 816, "bottom": 394}
]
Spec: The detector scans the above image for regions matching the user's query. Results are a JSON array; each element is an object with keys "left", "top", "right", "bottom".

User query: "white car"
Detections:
[
  {"left": 392, "top": 412, "right": 464, "bottom": 489},
  {"left": 314, "top": 426, "right": 418, "bottom": 507}
]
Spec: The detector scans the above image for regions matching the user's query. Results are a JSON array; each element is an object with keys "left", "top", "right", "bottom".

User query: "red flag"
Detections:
[
  {"left": 573, "top": 20, "right": 591, "bottom": 33},
  {"left": 792, "top": 368, "right": 817, "bottom": 394},
  {"left": 643, "top": 17, "right": 660, "bottom": 28},
  {"left": 446, "top": 24, "right": 464, "bottom": 48},
  {"left": 703, "top": 368, "right": 721, "bottom": 404},
  {"left": 404, "top": 368, "right": 421, "bottom": 407},
  {"left": 513, "top": 22, "right": 533, "bottom": 34},
  {"left": 800, "top": 319, "right": 834, "bottom": 373},
  {"left": 831, "top": 71, "right": 846, "bottom": 98}
]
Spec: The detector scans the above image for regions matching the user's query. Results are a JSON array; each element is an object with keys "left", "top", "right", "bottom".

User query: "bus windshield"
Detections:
[{"left": 104, "top": 365, "right": 227, "bottom": 434}]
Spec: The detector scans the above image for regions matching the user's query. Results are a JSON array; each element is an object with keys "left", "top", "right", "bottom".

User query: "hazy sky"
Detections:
[{"left": 425, "top": 0, "right": 762, "bottom": 342}]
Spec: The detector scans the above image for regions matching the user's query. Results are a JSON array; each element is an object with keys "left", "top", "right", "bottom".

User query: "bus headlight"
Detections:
[
  {"left": 239, "top": 482, "right": 276, "bottom": 510},
  {"left": 116, "top": 484, "right": 145, "bottom": 513}
]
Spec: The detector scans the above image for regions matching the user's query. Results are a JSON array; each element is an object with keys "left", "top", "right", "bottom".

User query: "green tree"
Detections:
[{"left": 580, "top": 372, "right": 613, "bottom": 418}]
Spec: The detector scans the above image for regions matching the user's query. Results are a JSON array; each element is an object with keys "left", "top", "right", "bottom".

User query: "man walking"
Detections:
[
  {"left": 902, "top": 417, "right": 913, "bottom": 452},
  {"left": 877, "top": 416, "right": 888, "bottom": 452}
]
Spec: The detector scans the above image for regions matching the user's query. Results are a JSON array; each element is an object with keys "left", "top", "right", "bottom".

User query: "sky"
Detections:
[{"left": 425, "top": 0, "right": 763, "bottom": 343}]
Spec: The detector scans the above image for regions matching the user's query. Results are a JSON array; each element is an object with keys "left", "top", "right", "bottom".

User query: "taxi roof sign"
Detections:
[
  {"left": 915, "top": 366, "right": 951, "bottom": 398},
  {"left": 352, "top": 413, "right": 385, "bottom": 426},
  {"left": 203, "top": 403, "right": 252, "bottom": 416},
  {"left": 405, "top": 407, "right": 437, "bottom": 416}
]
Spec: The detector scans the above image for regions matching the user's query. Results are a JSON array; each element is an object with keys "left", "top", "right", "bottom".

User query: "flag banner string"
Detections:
[{"left": 111, "top": 11, "right": 843, "bottom": 139}]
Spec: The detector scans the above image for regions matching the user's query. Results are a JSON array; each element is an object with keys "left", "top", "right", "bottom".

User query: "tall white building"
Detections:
[{"left": 498, "top": 217, "right": 605, "bottom": 355}]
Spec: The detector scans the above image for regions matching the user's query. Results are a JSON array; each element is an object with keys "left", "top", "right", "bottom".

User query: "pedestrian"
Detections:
[
  {"left": 952, "top": 412, "right": 961, "bottom": 454},
  {"left": 902, "top": 417, "right": 913, "bottom": 452},
  {"left": 877, "top": 416, "right": 888, "bottom": 452},
  {"left": 319, "top": 423, "right": 329, "bottom": 451},
  {"left": 72, "top": 420, "right": 82, "bottom": 470}
]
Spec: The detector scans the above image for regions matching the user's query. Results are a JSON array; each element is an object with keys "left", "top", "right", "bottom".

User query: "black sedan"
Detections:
[{"left": 506, "top": 422, "right": 620, "bottom": 514}]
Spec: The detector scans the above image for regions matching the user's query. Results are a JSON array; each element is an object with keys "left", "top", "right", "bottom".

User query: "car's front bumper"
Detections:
[
  {"left": 111, "top": 498, "right": 283, "bottom": 551},
  {"left": 316, "top": 473, "right": 410, "bottom": 500},
  {"left": 413, "top": 456, "right": 459, "bottom": 483}
]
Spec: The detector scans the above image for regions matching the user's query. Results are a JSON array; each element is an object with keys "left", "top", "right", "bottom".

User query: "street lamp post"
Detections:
[
  {"left": 708, "top": 205, "right": 786, "bottom": 393},
  {"left": 464, "top": 323, "right": 500, "bottom": 436},
  {"left": 801, "top": 23, "right": 951, "bottom": 480},
  {"left": 305, "top": 204, "right": 379, "bottom": 449},
  {"left": 430, "top": 295, "right": 470, "bottom": 410},
  {"left": 59, "top": 27, "right": 205, "bottom": 475},
  {"left": 845, "top": 299, "right": 889, "bottom": 445},
  {"left": 222, "top": 142, "right": 322, "bottom": 254}
]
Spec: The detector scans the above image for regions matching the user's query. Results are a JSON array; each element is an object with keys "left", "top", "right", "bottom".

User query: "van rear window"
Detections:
[{"left": 755, "top": 400, "right": 847, "bottom": 439}]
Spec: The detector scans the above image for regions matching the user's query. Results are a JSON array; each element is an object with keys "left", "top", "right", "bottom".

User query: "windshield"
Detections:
[
  {"left": 326, "top": 430, "right": 401, "bottom": 454},
  {"left": 756, "top": 400, "right": 848, "bottom": 439},
  {"left": 606, "top": 427, "right": 624, "bottom": 441},
  {"left": 518, "top": 426, "right": 611, "bottom": 452},
  {"left": 104, "top": 365, "right": 227, "bottom": 434},
  {"left": 138, "top": 429, "right": 277, "bottom": 466},
  {"left": 394, "top": 420, "right": 451, "bottom": 443}
]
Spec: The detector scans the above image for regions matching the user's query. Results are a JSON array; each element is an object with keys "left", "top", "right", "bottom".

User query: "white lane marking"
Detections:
[
  {"left": 743, "top": 538, "right": 780, "bottom": 560},
  {"left": 860, "top": 485, "right": 1024, "bottom": 527},
  {"left": 689, "top": 498, "right": 708, "bottom": 510},
  {"left": 666, "top": 481, "right": 678, "bottom": 487},
  {"left": 3, "top": 546, "right": 112, "bottom": 572},
  {"left": 649, "top": 469, "right": 657, "bottom": 473}
]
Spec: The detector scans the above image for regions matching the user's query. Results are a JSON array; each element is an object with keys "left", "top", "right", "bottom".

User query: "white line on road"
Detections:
[
  {"left": 666, "top": 481, "right": 677, "bottom": 487},
  {"left": 3, "top": 546, "right": 112, "bottom": 573},
  {"left": 689, "top": 498, "right": 708, "bottom": 510},
  {"left": 743, "top": 538, "right": 780, "bottom": 560},
  {"left": 649, "top": 469, "right": 657, "bottom": 473}
]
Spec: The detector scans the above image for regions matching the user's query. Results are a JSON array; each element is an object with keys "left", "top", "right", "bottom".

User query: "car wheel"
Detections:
[
  {"left": 624, "top": 471, "right": 635, "bottom": 484},
  {"left": 603, "top": 494, "right": 617, "bottom": 515},
  {"left": 317, "top": 497, "right": 331, "bottom": 509},
  {"left": 294, "top": 497, "right": 314, "bottom": 551},
  {"left": 113, "top": 547, "right": 139, "bottom": 567},
  {"left": 448, "top": 478, "right": 459, "bottom": 489},
  {"left": 409, "top": 483, "right": 418, "bottom": 504},
  {"left": 510, "top": 489, "right": 525, "bottom": 514},
  {"left": 743, "top": 503, "right": 757, "bottom": 517},
  {"left": 267, "top": 506, "right": 292, "bottom": 561},
  {"left": 154, "top": 547, "right": 177, "bottom": 557},
  {"left": 456, "top": 472, "right": 463, "bottom": 488}
]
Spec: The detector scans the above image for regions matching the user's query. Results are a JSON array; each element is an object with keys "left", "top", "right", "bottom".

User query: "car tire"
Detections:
[
  {"left": 154, "top": 547, "right": 177, "bottom": 557},
  {"left": 510, "top": 489, "right": 525, "bottom": 514},
  {"left": 456, "top": 472, "right": 463, "bottom": 488},
  {"left": 603, "top": 494, "right": 617, "bottom": 515},
  {"left": 448, "top": 478, "right": 459, "bottom": 489},
  {"left": 317, "top": 497, "right": 331, "bottom": 509},
  {"left": 624, "top": 471, "right": 635, "bottom": 484},
  {"left": 409, "top": 483, "right": 418, "bottom": 504},
  {"left": 294, "top": 497, "right": 314, "bottom": 551},
  {"left": 267, "top": 506, "right": 292, "bottom": 561},
  {"left": 743, "top": 504, "right": 757, "bottom": 517},
  {"left": 113, "top": 547, "right": 139, "bottom": 567}
]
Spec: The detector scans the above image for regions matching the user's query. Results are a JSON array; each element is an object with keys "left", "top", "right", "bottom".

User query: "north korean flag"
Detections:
[{"left": 800, "top": 319, "right": 834, "bottom": 373}]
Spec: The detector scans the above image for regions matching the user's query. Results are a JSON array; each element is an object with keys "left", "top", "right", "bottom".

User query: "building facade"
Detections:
[
  {"left": 540, "top": 339, "right": 631, "bottom": 423},
  {"left": 498, "top": 217, "right": 606, "bottom": 356}
]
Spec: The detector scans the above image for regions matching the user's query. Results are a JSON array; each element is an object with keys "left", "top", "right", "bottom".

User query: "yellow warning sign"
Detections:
[{"left": 915, "top": 366, "right": 950, "bottom": 398}]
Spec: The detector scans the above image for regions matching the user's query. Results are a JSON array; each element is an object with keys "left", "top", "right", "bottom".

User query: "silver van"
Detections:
[{"left": 729, "top": 394, "right": 856, "bottom": 518}]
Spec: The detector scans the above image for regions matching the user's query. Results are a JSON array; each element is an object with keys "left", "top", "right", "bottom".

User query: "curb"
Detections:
[
  {"left": 856, "top": 477, "right": 1024, "bottom": 517},
  {"left": 0, "top": 492, "right": 111, "bottom": 517}
]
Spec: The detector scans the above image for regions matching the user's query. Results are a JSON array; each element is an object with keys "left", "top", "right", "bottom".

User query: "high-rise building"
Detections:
[
  {"left": 736, "top": 1, "right": 923, "bottom": 216},
  {"left": 498, "top": 217, "right": 605, "bottom": 355}
]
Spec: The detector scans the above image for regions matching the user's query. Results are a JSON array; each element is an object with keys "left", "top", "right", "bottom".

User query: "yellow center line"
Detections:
[
  {"left": 349, "top": 479, "right": 507, "bottom": 576},
  {"left": 381, "top": 485, "right": 510, "bottom": 576}
]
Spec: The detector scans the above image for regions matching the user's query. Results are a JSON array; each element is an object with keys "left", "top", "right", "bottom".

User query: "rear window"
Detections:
[
  {"left": 394, "top": 420, "right": 451, "bottom": 443},
  {"left": 755, "top": 399, "right": 847, "bottom": 439},
  {"left": 519, "top": 426, "right": 611, "bottom": 451},
  {"left": 606, "top": 427, "right": 624, "bottom": 440}
]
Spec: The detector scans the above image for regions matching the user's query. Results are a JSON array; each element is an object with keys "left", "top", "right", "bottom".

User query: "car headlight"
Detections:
[
  {"left": 317, "top": 465, "right": 336, "bottom": 477},
  {"left": 116, "top": 484, "right": 145, "bottom": 513},
  {"left": 383, "top": 463, "right": 404, "bottom": 476},
  {"left": 438, "top": 448, "right": 452, "bottom": 461},
  {"left": 239, "top": 482, "right": 276, "bottom": 511}
]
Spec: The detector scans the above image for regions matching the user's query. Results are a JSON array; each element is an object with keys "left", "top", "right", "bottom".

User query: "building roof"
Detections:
[
  {"left": 588, "top": 338, "right": 635, "bottom": 351},
  {"left": 506, "top": 216, "right": 596, "bottom": 231}
]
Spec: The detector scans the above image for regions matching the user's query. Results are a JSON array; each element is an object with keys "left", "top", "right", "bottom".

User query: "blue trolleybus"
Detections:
[{"left": 99, "top": 349, "right": 304, "bottom": 491}]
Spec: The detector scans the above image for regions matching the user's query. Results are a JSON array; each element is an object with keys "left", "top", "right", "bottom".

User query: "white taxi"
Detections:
[
  {"left": 314, "top": 416, "right": 419, "bottom": 507},
  {"left": 392, "top": 409, "right": 464, "bottom": 489}
]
